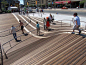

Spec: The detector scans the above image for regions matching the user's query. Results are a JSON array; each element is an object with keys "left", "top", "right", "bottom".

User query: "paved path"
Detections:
[{"left": 45, "top": 8, "right": 86, "bottom": 12}]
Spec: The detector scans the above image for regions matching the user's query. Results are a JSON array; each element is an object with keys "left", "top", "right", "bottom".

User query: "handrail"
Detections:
[
  {"left": 0, "top": 22, "right": 26, "bottom": 33},
  {"left": 0, "top": 22, "right": 28, "bottom": 37},
  {"left": 0, "top": 43, "right": 3, "bottom": 65},
  {"left": 57, "top": 19, "right": 86, "bottom": 32},
  {"left": 1, "top": 28, "right": 39, "bottom": 59}
]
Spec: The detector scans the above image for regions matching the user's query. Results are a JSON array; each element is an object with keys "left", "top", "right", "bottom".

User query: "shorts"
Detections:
[
  {"left": 21, "top": 26, "right": 24, "bottom": 30},
  {"left": 73, "top": 25, "right": 80, "bottom": 30},
  {"left": 37, "top": 28, "right": 40, "bottom": 31}
]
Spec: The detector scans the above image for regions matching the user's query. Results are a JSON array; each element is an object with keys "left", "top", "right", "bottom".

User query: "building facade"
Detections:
[
  {"left": 24, "top": 0, "right": 40, "bottom": 6},
  {"left": 24, "top": 0, "right": 85, "bottom": 8}
]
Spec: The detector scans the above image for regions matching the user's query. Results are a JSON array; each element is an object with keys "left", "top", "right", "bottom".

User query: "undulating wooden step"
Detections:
[
  {"left": 46, "top": 38, "right": 85, "bottom": 65},
  {"left": 16, "top": 34, "right": 83, "bottom": 65},
  {"left": 37, "top": 35, "right": 83, "bottom": 65}
]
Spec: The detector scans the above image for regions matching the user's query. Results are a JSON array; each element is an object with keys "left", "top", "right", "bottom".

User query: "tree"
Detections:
[
  {"left": 1, "top": 0, "right": 8, "bottom": 10},
  {"left": 25, "top": 5, "right": 28, "bottom": 8},
  {"left": 80, "top": 0, "right": 86, "bottom": 4},
  {"left": 79, "top": 0, "right": 86, "bottom": 8}
]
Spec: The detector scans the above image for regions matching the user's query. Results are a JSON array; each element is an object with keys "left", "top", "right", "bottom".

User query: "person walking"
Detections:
[
  {"left": 71, "top": 13, "right": 81, "bottom": 34},
  {"left": 11, "top": 25, "right": 18, "bottom": 42},
  {"left": 43, "top": 18, "right": 46, "bottom": 30},
  {"left": 49, "top": 14, "right": 54, "bottom": 23},
  {"left": 19, "top": 20, "right": 24, "bottom": 34},
  {"left": 46, "top": 17, "right": 50, "bottom": 31},
  {"left": 36, "top": 22, "right": 40, "bottom": 35}
]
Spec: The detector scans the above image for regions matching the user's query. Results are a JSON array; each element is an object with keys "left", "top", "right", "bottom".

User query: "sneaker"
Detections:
[
  {"left": 22, "top": 32, "right": 24, "bottom": 34},
  {"left": 71, "top": 32, "right": 75, "bottom": 34},
  {"left": 79, "top": 30, "right": 81, "bottom": 35},
  {"left": 15, "top": 40, "right": 18, "bottom": 42}
]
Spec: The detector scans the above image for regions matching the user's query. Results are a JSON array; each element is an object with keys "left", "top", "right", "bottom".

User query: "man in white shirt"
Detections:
[
  {"left": 11, "top": 25, "right": 18, "bottom": 41},
  {"left": 72, "top": 13, "right": 81, "bottom": 34}
]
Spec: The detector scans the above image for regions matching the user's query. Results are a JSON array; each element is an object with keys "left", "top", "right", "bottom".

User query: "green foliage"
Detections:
[
  {"left": 38, "top": 4, "right": 41, "bottom": 7},
  {"left": 48, "top": 4, "right": 51, "bottom": 7},
  {"left": 42, "top": 4, "right": 45, "bottom": 7},
  {"left": 2, "top": 8, "right": 11, "bottom": 13},
  {"left": 80, "top": 0, "right": 86, "bottom": 4},
  {"left": 29, "top": 5, "right": 36, "bottom": 7},
  {"left": 59, "top": 4, "right": 63, "bottom": 8},
  {"left": 2, "top": 8, "right": 6, "bottom": 12},
  {"left": 33, "top": 5, "right": 36, "bottom": 7},
  {"left": 7, "top": 10, "right": 11, "bottom": 13},
  {"left": 1, "top": 0, "right": 8, "bottom": 9},
  {"left": 25, "top": 5, "right": 28, "bottom": 7},
  {"left": 1, "top": 0, "right": 8, "bottom": 4}
]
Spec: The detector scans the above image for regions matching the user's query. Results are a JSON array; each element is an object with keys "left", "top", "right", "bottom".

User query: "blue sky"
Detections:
[{"left": 19, "top": 0, "right": 24, "bottom": 4}]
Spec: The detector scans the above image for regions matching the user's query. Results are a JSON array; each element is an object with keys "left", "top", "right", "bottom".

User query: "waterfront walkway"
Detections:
[{"left": 0, "top": 12, "right": 86, "bottom": 65}]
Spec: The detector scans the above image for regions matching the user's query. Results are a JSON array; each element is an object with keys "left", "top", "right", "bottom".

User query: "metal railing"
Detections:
[
  {"left": 1, "top": 28, "right": 37, "bottom": 59},
  {"left": 0, "top": 43, "right": 3, "bottom": 65},
  {"left": 0, "top": 22, "right": 27, "bottom": 37},
  {"left": 55, "top": 18, "right": 86, "bottom": 30}
]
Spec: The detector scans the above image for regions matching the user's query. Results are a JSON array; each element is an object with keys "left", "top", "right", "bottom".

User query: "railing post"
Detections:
[
  {"left": 9, "top": 41, "right": 11, "bottom": 47},
  {"left": 41, "top": 14, "right": 42, "bottom": 17},
  {"left": 33, "top": 13, "right": 34, "bottom": 16},
  {"left": 70, "top": 21, "right": 71, "bottom": 27},
  {"left": 72, "top": 18, "right": 74, "bottom": 22},
  {"left": 9, "top": 30, "right": 10, "bottom": 34},
  {"left": 61, "top": 20, "right": 62, "bottom": 27},
  {"left": 20, "top": 36, "right": 21, "bottom": 40},
  {"left": 85, "top": 23, "right": 86, "bottom": 30},
  {"left": 53, "top": 15, "right": 54, "bottom": 19},
  {"left": 0, "top": 43, "right": 3, "bottom": 65},
  {"left": 2, "top": 48, "right": 8, "bottom": 59}
]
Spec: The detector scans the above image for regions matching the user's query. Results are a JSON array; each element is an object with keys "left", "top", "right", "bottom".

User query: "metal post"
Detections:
[
  {"left": 72, "top": 18, "right": 74, "bottom": 22},
  {"left": 53, "top": 15, "right": 54, "bottom": 18},
  {"left": 20, "top": 36, "right": 21, "bottom": 40},
  {"left": 72, "top": 18, "right": 74, "bottom": 25},
  {"left": 9, "top": 30, "right": 10, "bottom": 34},
  {"left": 9, "top": 41, "right": 11, "bottom": 47},
  {"left": 61, "top": 20, "right": 62, "bottom": 27},
  {"left": 0, "top": 43, "right": 3, "bottom": 65},
  {"left": 29, "top": 17, "right": 31, "bottom": 23},
  {"left": 41, "top": 14, "right": 42, "bottom": 17},
  {"left": 70, "top": 21, "right": 71, "bottom": 27},
  {"left": 85, "top": 23, "right": 86, "bottom": 30},
  {"left": 33, "top": 13, "right": 34, "bottom": 16},
  {"left": 2, "top": 48, "right": 8, "bottom": 59}
]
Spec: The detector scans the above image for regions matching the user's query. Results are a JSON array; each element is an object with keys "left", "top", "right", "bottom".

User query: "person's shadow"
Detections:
[
  {"left": 52, "top": 23, "right": 56, "bottom": 25},
  {"left": 48, "top": 29, "right": 54, "bottom": 31},
  {"left": 39, "top": 34, "right": 44, "bottom": 36},
  {"left": 24, "top": 33, "right": 28, "bottom": 36},
  {"left": 76, "top": 34, "right": 86, "bottom": 38}
]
